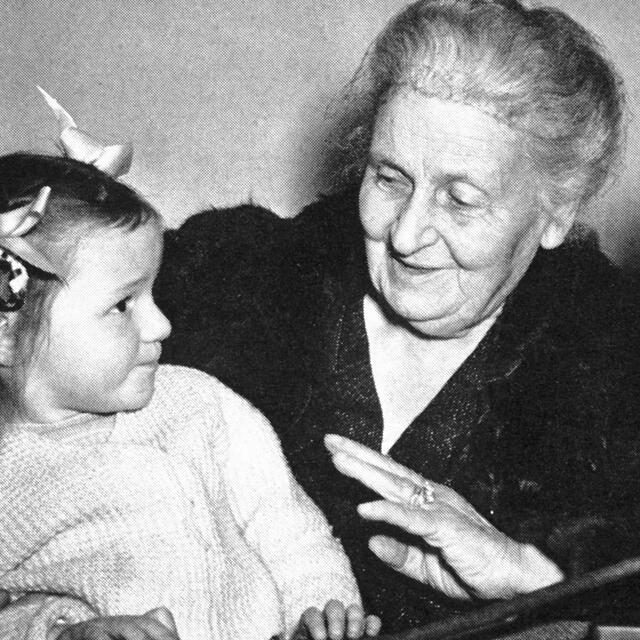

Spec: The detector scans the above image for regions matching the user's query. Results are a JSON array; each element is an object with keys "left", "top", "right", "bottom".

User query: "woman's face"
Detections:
[{"left": 359, "top": 90, "right": 569, "bottom": 338}]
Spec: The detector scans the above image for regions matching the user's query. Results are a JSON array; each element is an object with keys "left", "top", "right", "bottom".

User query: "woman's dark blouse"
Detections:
[{"left": 157, "top": 191, "right": 640, "bottom": 631}]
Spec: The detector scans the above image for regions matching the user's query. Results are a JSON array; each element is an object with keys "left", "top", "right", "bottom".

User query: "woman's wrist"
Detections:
[{"left": 509, "top": 542, "right": 565, "bottom": 596}]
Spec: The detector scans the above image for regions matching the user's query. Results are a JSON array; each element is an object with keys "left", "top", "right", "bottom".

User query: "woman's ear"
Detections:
[
  {"left": 0, "top": 313, "right": 18, "bottom": 367},
  {"left": 540, "top": 201, "right": 578, "bottom": 250}
]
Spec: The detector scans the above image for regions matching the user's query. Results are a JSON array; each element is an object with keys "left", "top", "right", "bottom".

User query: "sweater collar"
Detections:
[{"left": 4, "top": 412, "right": 116, "bottom": 444}]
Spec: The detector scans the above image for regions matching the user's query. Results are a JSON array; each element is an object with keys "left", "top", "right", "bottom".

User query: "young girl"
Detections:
[{"left": 0, "top": 150, "right": 379, "bottom": 640}]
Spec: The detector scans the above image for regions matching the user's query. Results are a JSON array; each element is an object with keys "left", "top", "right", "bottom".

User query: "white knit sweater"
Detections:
[{"left": 0, "top": 365, "right": 360, "bottom": 640}]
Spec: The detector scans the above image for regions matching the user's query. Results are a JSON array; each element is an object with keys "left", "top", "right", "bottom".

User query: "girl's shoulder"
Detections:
[
  {"left": 151, "top": 365, "right": 286, "bottom": 470},
  {"left": 152, "top": 364, "right": 267, "bottom": 416},
  {"left": 112, "top": 365, "right": 223, "bottom": 446},
  {"left": 114, "top": 365, "right": 272, "bottom": 453},
  {"left": 153, "top": 363, "right": 229, "bottom": 407}
]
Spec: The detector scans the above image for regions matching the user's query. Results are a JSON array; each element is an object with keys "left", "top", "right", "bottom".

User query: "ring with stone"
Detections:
[{"left": 408, "top": 481, "right": 436, "bottom": 508}]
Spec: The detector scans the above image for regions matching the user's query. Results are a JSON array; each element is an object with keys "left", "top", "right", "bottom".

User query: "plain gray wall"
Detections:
[{"left": 2, "top": 0, "right": 640, "bottom": 266}]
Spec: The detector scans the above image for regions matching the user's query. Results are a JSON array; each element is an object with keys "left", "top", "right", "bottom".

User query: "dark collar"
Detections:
[
  {"left": 300, "top": 192, "right": 626, "bottom": 388},
  {"left": 314, "top": 204, "right": 617, "bottom": 387}
]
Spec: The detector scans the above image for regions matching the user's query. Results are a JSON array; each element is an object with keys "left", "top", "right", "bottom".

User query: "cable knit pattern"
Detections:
[{"left": 0, "top": 365, "right": 360, "bottom": 640}]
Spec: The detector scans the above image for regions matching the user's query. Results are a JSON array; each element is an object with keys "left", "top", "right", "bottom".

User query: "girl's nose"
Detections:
[
  {"left": 389, "top": 195, "right": 440, "bottom": 256},
  {"left": 144, "top": 301, "right": 172, "bottom": 342}
]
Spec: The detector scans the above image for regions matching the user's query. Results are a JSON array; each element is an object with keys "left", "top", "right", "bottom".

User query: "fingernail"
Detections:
[{"left": 331, "top": 451, "right": 349, "bottom": 471}]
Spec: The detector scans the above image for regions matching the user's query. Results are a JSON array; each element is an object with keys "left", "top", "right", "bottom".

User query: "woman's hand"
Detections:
[
  {"left": 52, "top": 607, "right": 179, "bottom": 640},
  {"left": 300, "top": 600, "right": 381, "bottom": 640},
  {"left": 325, "top": 434, "right": 564, "bottom": 601}
]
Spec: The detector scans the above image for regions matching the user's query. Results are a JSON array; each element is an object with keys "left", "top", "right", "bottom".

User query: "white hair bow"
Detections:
[
  {"left": 0, "top": 186, "right": 57, "bottom": 275},
  {"left": 38, "top": 86, "right": 133, "bottom": 178}
]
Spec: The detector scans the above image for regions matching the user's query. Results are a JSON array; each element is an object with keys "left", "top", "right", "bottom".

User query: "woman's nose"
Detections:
[{"left": 389, "top": 195, "right": 440, "bottom": 255}]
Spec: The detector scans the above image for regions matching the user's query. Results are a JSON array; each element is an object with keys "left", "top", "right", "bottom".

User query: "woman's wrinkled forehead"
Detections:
[
  {"left": 392, "top": 43, "right": 524, "bottom": 133},
  {"left": 373, "top": 89, "right": 527, "bottom": 179}
]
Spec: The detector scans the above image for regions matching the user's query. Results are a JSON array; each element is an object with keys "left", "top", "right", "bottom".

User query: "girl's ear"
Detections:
[{"left": 0, "top": 313, "right": 18, "bottom": 367}]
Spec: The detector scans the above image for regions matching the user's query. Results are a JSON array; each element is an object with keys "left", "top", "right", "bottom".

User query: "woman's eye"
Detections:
[
  {"left": 376, "top": 169, "right": 395, "bottom": 185},
  {"left": 447, "top": 183, "right": 487, "bottom": 209},
  {"left": 111, "top": 297, "right": 132, "bottom": 314},
  {"left": 374, "top": 167, "right": 411, "bottom": 193}
]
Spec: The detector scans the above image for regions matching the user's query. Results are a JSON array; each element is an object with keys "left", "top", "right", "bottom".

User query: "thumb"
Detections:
[
  {"left": 144, "top": 607, "right": 178, "bottom": 634},
  {"left": 369, "top": 535, "right": 409, "bottom": 568},
  {"left": 370, "top": 535, "right": 471, "bottom": 599}
]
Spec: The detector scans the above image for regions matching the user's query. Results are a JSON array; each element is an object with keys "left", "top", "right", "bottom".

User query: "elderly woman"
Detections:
[{"left": 159, "top": 0, "right": 640, "bottom": 632}]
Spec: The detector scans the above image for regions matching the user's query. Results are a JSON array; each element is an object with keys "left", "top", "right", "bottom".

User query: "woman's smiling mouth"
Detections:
[{"left": 392, "top": 255, "right": 451, "bottom": 273}]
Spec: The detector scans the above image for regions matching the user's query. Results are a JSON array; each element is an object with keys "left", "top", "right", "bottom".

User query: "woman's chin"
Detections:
[
  {"left": 380, "top": 290, "right": 457, "bottom": 327},
  {"left": 380, "top": 297, "right": 480, "bottom": 338},
  {"left": 407, "top": 317, "right": 471, "bottom": 339}
]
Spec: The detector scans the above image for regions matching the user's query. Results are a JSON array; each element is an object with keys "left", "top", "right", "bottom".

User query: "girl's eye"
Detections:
[{"left": 111, "top": 297, "right": 132, "bottom": 314}]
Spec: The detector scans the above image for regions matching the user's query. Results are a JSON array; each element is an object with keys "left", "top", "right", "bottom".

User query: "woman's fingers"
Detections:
[
  {"left": 327, "top": 436, "right": 541, "bottom": 600},
  {"left": 331, "top": 451, "right": 424, "bottom": 504},
  {"left": 325, "top": 435, "right": 423, "bottom": 485},
  {"left": 360, "top": 500, "right": 555, "bottom": 600},
  {"left": 358, "top": 499, "right": 442, "bottom": 537},
  {"left": 358, "top": 495, "right": 486, "bottom": 543},
  {"left": 302, "top": 602, "right": 378, "bottom": 640},
  {"left": 327, "top": 435, "right": 489, "bottom": 528},
  {"left": 368, "top": 534, "right": 409, "bottom": 569},
  {"left": 368, "top": 534, "right": 472, "bottom": 600},
  {"left": 327, "top": 435, "right": 466, "bottom": 513},
  {"left": 368, "top": 534, "right": 431, "bottom": 584},
  {"left": 56, "top": 614, "right": 181, "bottom": 640}
]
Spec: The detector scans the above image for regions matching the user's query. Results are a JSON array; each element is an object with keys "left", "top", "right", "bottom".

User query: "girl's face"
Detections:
[{"left": 19, "top": 220, "right": 171, "bottom": 422}]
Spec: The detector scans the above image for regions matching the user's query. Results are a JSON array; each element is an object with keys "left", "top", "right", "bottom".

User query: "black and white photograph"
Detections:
[{"left": 0, "top": 1, "right": 639, "bottom": 639}]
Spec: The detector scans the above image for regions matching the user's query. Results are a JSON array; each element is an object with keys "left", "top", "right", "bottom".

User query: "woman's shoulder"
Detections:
[
  {"left": 507, "top": 227, "right": 638, "bottom": 343},
  {"left": 486, "top": 228, "right": 640, "bottom": 486},
  {"left": 485, "top": 228, "right": 639, "bottom": 438},
  {"left": 496, "top": 230, "right": 640, "bottom": 416},
  {"left": 160, "top": 190, "right": 363, "bottom": 283},
  {"left": 157, "top": 192, "right": 367, "bottom": 425}
]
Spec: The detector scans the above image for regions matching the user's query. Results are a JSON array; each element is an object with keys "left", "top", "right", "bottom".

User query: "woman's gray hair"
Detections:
[{"left": 330, "top": 0, "right": 624, "bottom": 211}]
